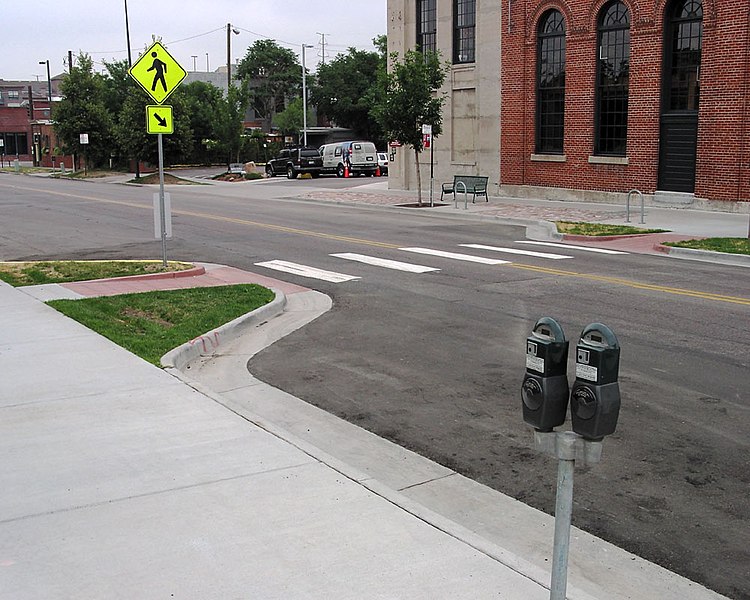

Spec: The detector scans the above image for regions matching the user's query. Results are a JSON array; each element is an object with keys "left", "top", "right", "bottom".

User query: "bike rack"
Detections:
[
  {"left": 626, "top": 189, "right": 645, "bottom": 224},
  {"left": 454, "top": 181, "right": 469, "bottom": 210}
]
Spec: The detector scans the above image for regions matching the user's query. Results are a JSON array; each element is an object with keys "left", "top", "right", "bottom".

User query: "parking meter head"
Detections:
[
  {"left": 570, "top": 323, "right": 621, "bottom": 440},
  {"left": 522, "top": 317, "right": 569, "bottom": 431}
]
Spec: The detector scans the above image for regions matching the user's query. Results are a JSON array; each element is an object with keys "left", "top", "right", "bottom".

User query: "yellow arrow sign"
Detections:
[
  {"left": 146, "top": 105, "right": 174, "bottom": 134},
  {"left": 129, "top": 41, "right": 187, "bottom": 104}
]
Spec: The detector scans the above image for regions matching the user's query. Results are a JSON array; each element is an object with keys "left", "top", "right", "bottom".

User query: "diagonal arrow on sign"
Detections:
[{"left": 146, "top": 105, "right": 174, "bottom": 134}]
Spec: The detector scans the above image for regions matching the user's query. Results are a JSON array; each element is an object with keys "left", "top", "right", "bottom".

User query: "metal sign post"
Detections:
[
  {"left": 422, "top": 124, "right": 433, "bottom": 207},
  {"left": 129, "top": 40, "right": 187, "bottom": 268},
  {"left": 156, "top": 134, "right": 168, "bottom": 267},
  {"left": 79, "top": 133, "right": 89, "bottom": 176}
]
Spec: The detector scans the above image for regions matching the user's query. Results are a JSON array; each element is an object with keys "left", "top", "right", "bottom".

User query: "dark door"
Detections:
[{"left": 658, "top": 0, "right": 702, "bottom": 192}]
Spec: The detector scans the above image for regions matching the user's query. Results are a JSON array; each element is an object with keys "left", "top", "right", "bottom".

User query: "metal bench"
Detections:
[{"left": 440, "top": 175, "right": 489, "bottom": 203}]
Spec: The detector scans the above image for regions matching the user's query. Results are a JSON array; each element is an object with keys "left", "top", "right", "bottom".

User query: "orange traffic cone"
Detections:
[
  {"left": 375, "top": 166, "right": 381, "bottom": 177},
  {"left": 344, "top": 163, "right": 349, "bottom": 178}
]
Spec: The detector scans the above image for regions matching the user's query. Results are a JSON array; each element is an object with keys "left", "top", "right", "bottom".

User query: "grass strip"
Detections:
[
  {"left": 0, "top": 260, "right": 193, "bottom": 287},
  {"left": 556, "top": 221, "right": 669, "bottom": 236},
  {"left": 662, "top": 237, "right": 750, "bottom": 255},
  {"left": 47, "top": 284, "right": 275, "bottom": 366}
]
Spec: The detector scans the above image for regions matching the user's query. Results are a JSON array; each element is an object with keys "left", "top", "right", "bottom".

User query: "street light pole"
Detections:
[
  {"left": 38, "top": 60, "right": 52, "bottom": 103},
  {"left": 301, "top": 44, "right": 314, "bottom": 147}
]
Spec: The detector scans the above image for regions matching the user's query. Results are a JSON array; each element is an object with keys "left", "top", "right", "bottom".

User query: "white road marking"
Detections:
[
  {"left": 399, "top": 247, "right": 511, "bottom": 265},
  {"left": 331, "top": 253, "right": 440, "bottom": 273},
  {"left": 516, "top": 241, "right": 629, "bottom": 255},
  {"left": 255, "top": 260, "right": 360, "bottom": 283},
  {"left": 460, "top": 244, "right": 573, "bottom": 260}
]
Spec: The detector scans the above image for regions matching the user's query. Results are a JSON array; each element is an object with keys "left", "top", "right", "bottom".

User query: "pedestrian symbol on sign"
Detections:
[
  {"left": 129, "top": 41, "right": 187, "bottom": 104},
  {"left": 147, "top": 52, "right": 168, "bottom": 93}
]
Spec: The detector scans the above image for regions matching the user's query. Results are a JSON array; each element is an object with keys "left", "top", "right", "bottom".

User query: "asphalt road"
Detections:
[{"left": 1, "top": 172, "right": 748, "bottom": 599}]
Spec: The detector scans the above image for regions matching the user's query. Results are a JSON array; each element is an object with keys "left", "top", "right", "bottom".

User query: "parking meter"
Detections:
[
  {"left": 522, "top": 317, "right": 569, "bottom": 432},
  {"left": 570, "top": 323, "right": 621, "bottom": 440}
]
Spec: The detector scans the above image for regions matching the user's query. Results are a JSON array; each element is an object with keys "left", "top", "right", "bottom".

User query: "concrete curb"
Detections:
[
  {"left": 655, "top": 244, "right": 750, "bottom": 267},
  {"left": 160, "top": 289, "right": 287, "bottom": 370},
  {"left": 81, "top": 264, "right": 206, "bottom": 284},
  {"left": 563, "top": 233, "right": 655, "bottom": 242}
]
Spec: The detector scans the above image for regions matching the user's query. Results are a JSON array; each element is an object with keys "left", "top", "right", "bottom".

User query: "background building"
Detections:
[{"left": 387, "top": 0, "right": 750, "bottom": 206}]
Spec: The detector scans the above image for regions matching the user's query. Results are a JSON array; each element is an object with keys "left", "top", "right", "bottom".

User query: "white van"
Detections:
[{"left": 319, "top": 141, "right": 379, "bottom": 177}]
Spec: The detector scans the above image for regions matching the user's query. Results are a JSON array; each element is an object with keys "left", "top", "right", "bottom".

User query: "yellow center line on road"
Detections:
[
  {"left": 511, "top": 263, "right": 750, "bottom": 306},
  {"left": 4, "top": 181, "right": 749, "bottom": 306}
]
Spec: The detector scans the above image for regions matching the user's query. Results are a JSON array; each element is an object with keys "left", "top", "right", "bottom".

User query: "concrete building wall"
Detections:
[{"left": 387, "top": 0, "right": 502, "bottom": 197}]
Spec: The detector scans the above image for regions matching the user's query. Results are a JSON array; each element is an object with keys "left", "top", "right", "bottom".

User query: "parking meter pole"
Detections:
[
  {"left": 550, "top": 456, "right": 574, "bottom": 600},
  {"left": 157, "top": 133, "right": 168, "bottom": 268},
  {"left": 533, "top": 431, "right": 603, "bottom": 600}
]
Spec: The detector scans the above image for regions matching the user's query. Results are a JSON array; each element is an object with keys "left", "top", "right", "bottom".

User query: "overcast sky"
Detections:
[{"left": 5, "top": 0, "right": 386, "bottom": 81}]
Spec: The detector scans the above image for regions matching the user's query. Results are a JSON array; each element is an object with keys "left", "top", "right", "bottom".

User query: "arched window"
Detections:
[
  {"left": 536, "top": 10, "right": 566, "bottom": 154},
  {"left": 595, "top": 0, "right": 630, "bottom": 156}
]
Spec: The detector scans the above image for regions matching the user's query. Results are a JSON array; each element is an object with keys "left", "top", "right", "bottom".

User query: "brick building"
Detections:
[
  {"left": 387, "top": 0, "right": 750, "bottom": 205},
  {"left": 0, "top": 78, "right": 70, "bottom": 167},
  {"left": 502, "top": 0, "right": 750, "bottom": 204}
]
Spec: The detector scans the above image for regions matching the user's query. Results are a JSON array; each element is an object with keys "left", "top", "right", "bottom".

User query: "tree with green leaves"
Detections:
[
  {"left": 372, "top": 50, "right": 448, "bottom": 205},
  {"left": 115, "top": 86, "right": 193, "bottom": 168},
  {"left": 235, "top": 40, "right": 301, "bottom": 130},
  {"left": 310, "top": 44, "right": 385, "bottom": 145},
  {"left": 274, "top": 97, "right": 304, "bottom": 142},
  {"left": 214, "top": 84, "right": 250, "bottom": 168},
  {"left": 179, "top": 81, "right": 225, "bottom": 164},
  {"left": 52, "top": 53, "right": 115, "bottom": 170}
]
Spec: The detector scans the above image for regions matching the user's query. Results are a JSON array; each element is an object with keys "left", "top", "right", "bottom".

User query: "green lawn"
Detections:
[
  {"left": 556, "top": 221, "right": 669, "bottom": 236},
  {"left": 0, "top": 260, "right": 193, "bottom": 287},
  {"left": 48, "top": 285, "right": 275, "bottom": 365},
  {"left": 663, "top": 237, "right": 750, "bottom": 255}
]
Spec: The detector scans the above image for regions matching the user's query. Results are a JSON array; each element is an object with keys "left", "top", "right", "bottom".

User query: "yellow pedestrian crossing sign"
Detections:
[
  {"left": 129, "top": 41, "right": 187, "bottom": 104},
  {"left": 146, "top": 105, "right": 173, "bottom": 134}
]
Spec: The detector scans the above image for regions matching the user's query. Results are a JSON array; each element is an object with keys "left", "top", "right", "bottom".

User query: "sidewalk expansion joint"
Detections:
[
  {"left": 397, "top": 472, "right": 457, "bottom": 492},
  {"left": 0, "top": 463, "right": 314, "bottom": 526}
]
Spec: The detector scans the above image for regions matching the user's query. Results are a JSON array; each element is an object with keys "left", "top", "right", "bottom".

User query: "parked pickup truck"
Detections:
[{"left": 265, "top": 147, "right": 323, "bottom": 179}]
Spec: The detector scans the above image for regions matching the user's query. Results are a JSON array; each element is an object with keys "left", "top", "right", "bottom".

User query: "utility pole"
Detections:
[
  {"left": 191, "top": 55, "right": 198, "bottom": 71},
  {"left": 317, "top": 32, "right": 328, "bottom": 65},
  {"left": 302, "top": 44, "right": 314, "bottom": 147},
  {"left": 227, "top": 23, "right": 239, "bottom": 94},
  {"left": 124, "top": 0, "right": 139, "bottom": 178}
]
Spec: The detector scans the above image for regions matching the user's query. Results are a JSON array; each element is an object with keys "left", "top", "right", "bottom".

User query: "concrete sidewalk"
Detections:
[{"left": 0, "top": 263, "right": 731, "bottom": 599}]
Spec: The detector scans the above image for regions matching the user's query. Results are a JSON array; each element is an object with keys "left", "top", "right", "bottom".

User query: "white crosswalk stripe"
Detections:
[
  {"left": 399, "top": 247, "right": 511, "bottom": 265},
  {"left": 515, "top": 241, "right": 629, "bottom": 255},
  {"left": 331, "top": 253, "right": 440, "bottom": 273},
  {"left": 460, "top": 243, "right": 573, "bottom": 259},
  {"left": 255, "top": 260, "right": 360, "bottom": 283}
]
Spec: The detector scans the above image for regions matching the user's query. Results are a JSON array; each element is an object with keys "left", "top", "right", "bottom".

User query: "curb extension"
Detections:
[{"left": 160, "top": 288, "right": 286, "bottom": 370}]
